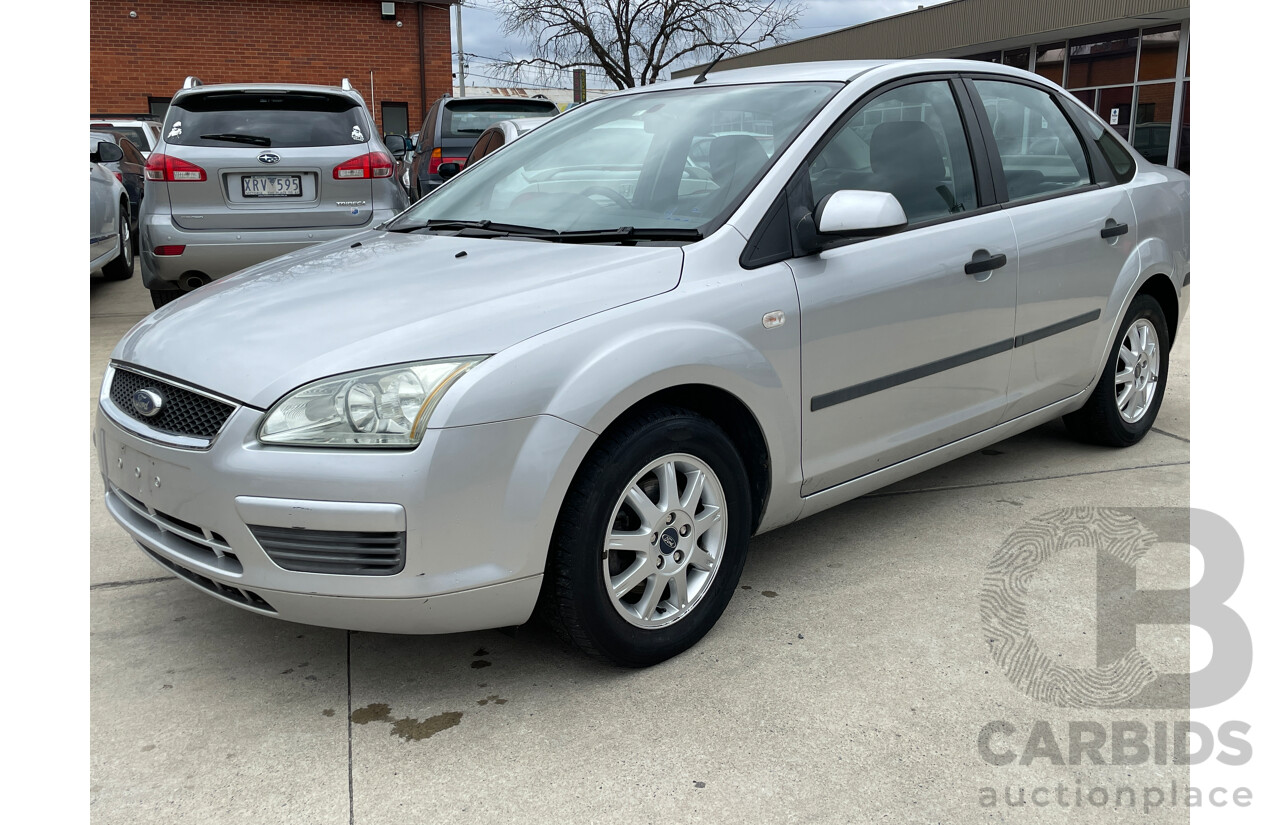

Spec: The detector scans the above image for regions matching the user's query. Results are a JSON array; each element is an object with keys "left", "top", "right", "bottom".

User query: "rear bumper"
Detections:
[{"left": 138, "top": 210, "right": 399, "bottom": 289}]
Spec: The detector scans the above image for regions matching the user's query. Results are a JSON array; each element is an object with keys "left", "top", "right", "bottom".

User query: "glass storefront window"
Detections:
[
  {"left": 1138, "top": 25, "right": 1181, "bottom": 81},
  {"left": 1071, "top": 89, "right": 1097, "bottom": 109},
  {"left": 1067, "top": 30, "right": 1139, "bottom": 88},
  {"left": 968, "top": 51, "right": 1000, "bottom": 63},
  {"left": 1034, "top": 42, "right": 1066, "bottom": 86},
  {"left": 1131, "top": 82, "right": 1177, "bottom": 166},
  {"left": 1096, "top": 87, "right": 1134, "bottom": 140},
  {"left": 1002, "top": 48, "right": 1030, "bottom": 71}
]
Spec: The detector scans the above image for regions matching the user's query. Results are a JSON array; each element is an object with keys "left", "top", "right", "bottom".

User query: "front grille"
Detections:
[
  {"left": 109, "top": 368, "right": 235, "bottom": 439},
  {"left": 249, "top": 525, "right": 406, "bottom": 576},
  {"left": 139, "top": 544, "right": 276, "bottom": 613}
]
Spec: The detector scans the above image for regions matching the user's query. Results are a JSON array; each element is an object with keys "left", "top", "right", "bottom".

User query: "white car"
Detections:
[{"left": 89, "top": 139, "right": 133, "bottom": 280}]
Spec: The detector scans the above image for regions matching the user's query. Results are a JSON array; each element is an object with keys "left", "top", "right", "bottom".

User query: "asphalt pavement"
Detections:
[{"left": 90, "top": 262, "right": 1192, "bottom": 824}]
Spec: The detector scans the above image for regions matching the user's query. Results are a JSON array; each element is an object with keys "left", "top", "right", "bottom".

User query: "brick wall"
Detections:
[{"left": 90, "top": 0, "right": 454, "bottom": 132}]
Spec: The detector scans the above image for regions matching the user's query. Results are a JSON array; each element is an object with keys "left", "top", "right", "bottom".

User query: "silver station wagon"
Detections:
[{"left": 96, "top": 60, "right": 1189, "bottom": 666}]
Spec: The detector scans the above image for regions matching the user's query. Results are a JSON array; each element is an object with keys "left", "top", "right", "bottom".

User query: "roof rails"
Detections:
[
  {"left": 182, "top": 76, "right": 203, "bottom": 89},
  {"left": 341, "top": 78, "right": 353, "bottom": 91}
]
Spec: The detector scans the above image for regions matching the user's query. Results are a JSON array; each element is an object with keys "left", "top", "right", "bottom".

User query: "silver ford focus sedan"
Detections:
[{"left": 95, "top": 60, "right": 1189, "bottom": 666}]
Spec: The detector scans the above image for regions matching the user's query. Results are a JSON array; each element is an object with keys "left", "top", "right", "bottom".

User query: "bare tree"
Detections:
[{"left": 495, "top": 0, "right": 805, "bottom": 89}]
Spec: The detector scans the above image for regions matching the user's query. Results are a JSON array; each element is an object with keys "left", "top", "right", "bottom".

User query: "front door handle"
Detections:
[
  {"left": 965, "top": 249, "right": 1007, "bottom": 279},
  {"left": 1100, "top": 221, "right": 1129, "bottom": 239}
]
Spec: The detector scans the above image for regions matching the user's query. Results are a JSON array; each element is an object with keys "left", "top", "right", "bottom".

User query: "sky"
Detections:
[{"left": 452, "top": 0, "right": 951, "bottom": 90}]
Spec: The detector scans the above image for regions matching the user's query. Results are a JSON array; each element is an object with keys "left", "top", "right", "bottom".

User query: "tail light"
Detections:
[
  {"left": 333, "top": 151, "right": 394, "bottom": 180},
  {"left": 113, "top": 171, "right": 123, "bottom": 182},
  {"left": 153, "top": 245, "right": 186, "bottom": 256},
  {"left": 427, "top": 147, "right": 466, "bottom": 175},
  {"left": 145, "top": 153, "right": 207, "bottom": 182}
]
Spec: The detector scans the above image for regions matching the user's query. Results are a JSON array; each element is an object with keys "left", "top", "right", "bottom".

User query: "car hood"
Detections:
[{"left": 113, "top": 231, "right": 684, "bottom": 409}]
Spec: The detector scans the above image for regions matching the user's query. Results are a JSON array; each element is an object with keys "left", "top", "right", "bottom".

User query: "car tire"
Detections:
[
  {"left": 1063, "top": 294, "right": 1170, "bottom": 447},
  {"left": 540, "top": 406, "right": 752, "bottom": 667},
  {"left": 149, "top": 288, "right": 185, "bottom": 310},
  {"left": 101, "top": 204, "right": 134, "bottom": 281}
]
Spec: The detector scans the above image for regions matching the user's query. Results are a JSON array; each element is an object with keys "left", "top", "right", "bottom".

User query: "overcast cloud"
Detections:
[{"left": 453, "top": 0, "right": 950, "bottom": 89}]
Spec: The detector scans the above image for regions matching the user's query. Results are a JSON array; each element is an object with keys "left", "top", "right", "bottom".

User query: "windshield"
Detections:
[{"left": 394, "top": 82, "right": 840, "bottom": 237}]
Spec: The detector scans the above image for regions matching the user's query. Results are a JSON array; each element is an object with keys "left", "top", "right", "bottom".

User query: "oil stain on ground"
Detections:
[{"left": 350, "top": 702, "right": 464, "bottom": 741}]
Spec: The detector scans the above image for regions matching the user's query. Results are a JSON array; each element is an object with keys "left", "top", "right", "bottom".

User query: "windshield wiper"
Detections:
[
  {"left": 199, "top": 133, "right": 272, "bottom": 146},
  {"left": 541, "top": 227, "right": 704, "bottom": 244},
  {"left": 384, "top": 219, "right": 555, "bottom": 236}
]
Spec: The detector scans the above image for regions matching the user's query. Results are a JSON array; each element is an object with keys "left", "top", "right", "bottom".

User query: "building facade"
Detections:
[
  {"left": 674, "top": 0, "right": 1189, "bottom": 172},
  {"left": 90, "top": 0, "right": 457, "bottom": 135}
]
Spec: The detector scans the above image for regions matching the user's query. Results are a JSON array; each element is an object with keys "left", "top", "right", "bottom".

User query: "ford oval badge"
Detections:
[{"left": 131, "top": 388, "right": 164, "bottom": 418}]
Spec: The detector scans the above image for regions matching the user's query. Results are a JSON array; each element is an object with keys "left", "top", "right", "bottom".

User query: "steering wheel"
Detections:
[{"left": 580, "top": 185, "right": 632, "bottom": 210}]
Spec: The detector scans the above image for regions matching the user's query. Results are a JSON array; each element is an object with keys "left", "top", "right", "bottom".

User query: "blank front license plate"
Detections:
[{"left": 242, "top": 175, "right": 301, "bottom": 197}]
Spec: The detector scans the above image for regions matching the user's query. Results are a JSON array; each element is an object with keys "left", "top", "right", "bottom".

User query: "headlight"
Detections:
[{"left": 258, "top": 358, "right": 485, "bottom": 447}]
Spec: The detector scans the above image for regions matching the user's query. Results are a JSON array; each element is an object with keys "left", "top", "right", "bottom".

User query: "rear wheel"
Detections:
[
  {"left": 1064, "top": 294, "right": 1170, "bottom": 446},
  {"left": 101, "top": 206, "right": 134, "bottom": 281},
  {"left": 541, "top": 407, "right": 751, "bottom": 666}
]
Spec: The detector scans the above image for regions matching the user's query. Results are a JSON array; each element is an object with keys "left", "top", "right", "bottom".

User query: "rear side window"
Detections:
[
  {"left": 972, "top": 79, "right": 1092, "bottom": 202},
  {"left": 442, "top": 100, "right": 559, "bottom": 138},
  {"left": 1074, "top": 109, "right": 1137, "bottom": 183},
  {"left": 163, "top": 92, "right": 370, "bottom": 148}
]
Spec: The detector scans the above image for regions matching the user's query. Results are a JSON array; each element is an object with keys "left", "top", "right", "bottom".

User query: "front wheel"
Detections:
[
  {"left": 541, "top": 407, "right": 752, "bottom": 666},
  {"left": 1064, "top": 294, "right": 1170, "bottom": 446}
]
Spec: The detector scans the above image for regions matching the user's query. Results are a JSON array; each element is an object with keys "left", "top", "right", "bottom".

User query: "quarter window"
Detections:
[
  {"left": 807, "top": 80, "right": 977, "bottom": 225},
  {"left": 973, "top": 80, "right": 1093, "bottom": 202}
]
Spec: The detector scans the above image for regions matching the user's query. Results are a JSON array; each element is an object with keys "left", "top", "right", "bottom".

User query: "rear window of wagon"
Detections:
[{"left": 163, "top": 92, "right": 371, "bottom": 148}]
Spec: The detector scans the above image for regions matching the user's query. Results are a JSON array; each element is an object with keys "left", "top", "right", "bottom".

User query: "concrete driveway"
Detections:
[{"left": 90, "top": 265, "right": 1191, "bottom": 824}]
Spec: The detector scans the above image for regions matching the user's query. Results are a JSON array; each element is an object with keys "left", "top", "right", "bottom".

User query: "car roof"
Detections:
[{"left": 651, "top": 58, "right": 1054, "bottom": 91}]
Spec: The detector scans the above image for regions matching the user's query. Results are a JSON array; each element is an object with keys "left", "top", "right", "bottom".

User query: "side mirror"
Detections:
[
  {"left": 95, "top": 141, "right": 124, "bottom": 164},
  {"left": 437, "top": 162, "right": 461, "bottom": 180},
  {"left": 384, "top": 134, "right": 406, "bottom": 158},
  {"left": 815, "top": 190, "right": 907, "bottom": 237}
]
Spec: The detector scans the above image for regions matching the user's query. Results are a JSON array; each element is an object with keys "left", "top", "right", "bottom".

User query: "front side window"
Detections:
[
  {"left": 393, "top": 82, "right": 840, "bottom": 236},
  {"left": 806, "top": 80, "right": 977, "bottom": 225},
  {"left": 973, "top": 79, "right": 1092, "bottom": 202}
]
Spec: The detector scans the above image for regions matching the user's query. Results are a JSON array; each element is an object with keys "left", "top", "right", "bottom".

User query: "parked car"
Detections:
[
  {"left": 463, "top": 116, "right": 556, "bottom": 166},
  {"left": 139, "top": 77, "right": 409, "bottom": 309},
  {"left": 407, "top": 95, "right": 560, "bottom": 199},
  {"left": 89, "top": 141, "right": 133, "bottom": 280},
  {"left": 96, "top": 59, "right": 1188, "bottom": 667},
  {"left": 90, "top": 130, "right": 145, "bottom": 252},
  {"left": 89, "top": 118, "right": 162, "bottom": 157}
]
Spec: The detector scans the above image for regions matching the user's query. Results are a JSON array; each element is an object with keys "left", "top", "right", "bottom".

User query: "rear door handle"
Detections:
[
  {"left": 1100, "top": 221, "right": 1129, "bottom": 239},
  {"left": 965, "top": 250, "right": 1007, "bottom": 279}
]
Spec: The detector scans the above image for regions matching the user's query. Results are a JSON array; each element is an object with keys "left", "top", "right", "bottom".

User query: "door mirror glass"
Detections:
[
  {"left": 383, "top": 134, "right": 406, "bottom": 158},
  {"left": 437, "top": 161, "right": 461, "bottom": 179},
  {"left": 95, "top": 141, "right": 124, "bottom": 164},
  {"left": 815, "top": 190, "right": 907, "bottom": 237}
]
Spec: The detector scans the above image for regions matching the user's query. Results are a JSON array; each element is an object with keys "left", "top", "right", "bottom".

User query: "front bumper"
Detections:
[
  {"left": 138, "top": 209, "right": 400, "bottom": 290},
  {"left": 94, "top": 377, "right": 595, "bottom": 634}
]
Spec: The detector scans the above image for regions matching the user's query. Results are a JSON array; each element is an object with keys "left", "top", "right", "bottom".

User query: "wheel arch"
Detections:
[
  {"left": 1134, "top": 271, "right": 1180, "bottom": 345},
  {"left": 590, "top": 383, "right": 773, "bottom": 534}
]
